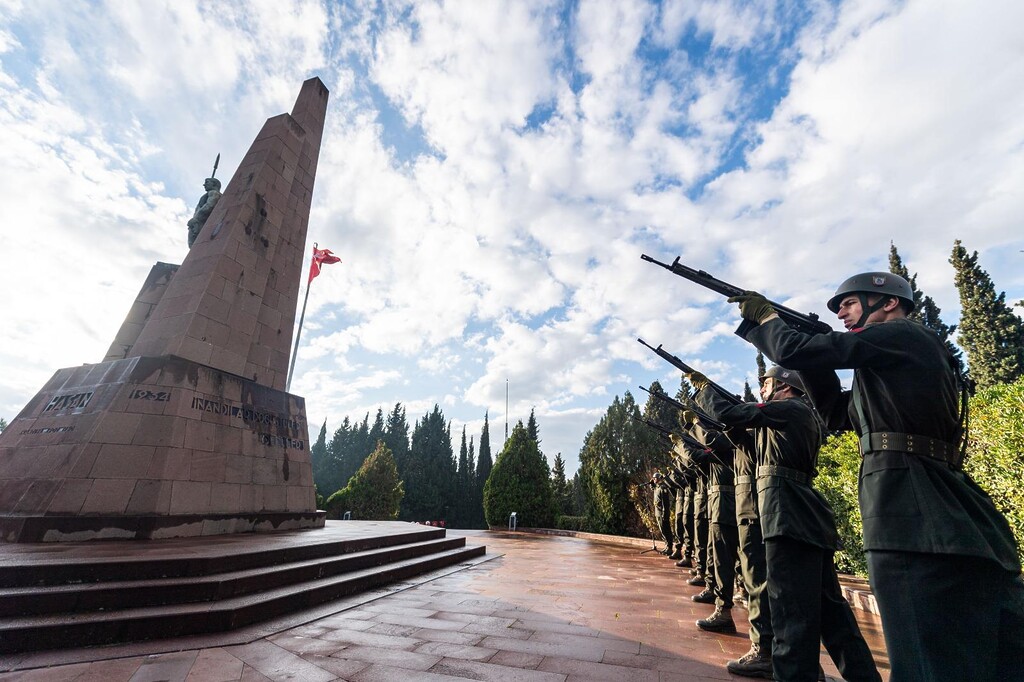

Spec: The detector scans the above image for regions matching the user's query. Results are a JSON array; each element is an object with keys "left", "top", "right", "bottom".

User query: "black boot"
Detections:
[
  {"left": 669, "top": 547, "right": 683, "bottom": 560},
  {"left": 675, "top": 556, "right": 693, "bottom": 568},
  {"left": 686, "top": 574, "right": 706, "bottom": 587},
  {"left": 696, "top": 606, "right": 736, "bottom": 633},
  {"left": 726, "top": 644, "right": 773, "bottom": 679},
  {"left": 691, "top": 588, "right": 716, "bottom": 604}
]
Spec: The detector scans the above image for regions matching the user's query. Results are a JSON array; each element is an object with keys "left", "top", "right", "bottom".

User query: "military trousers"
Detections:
[
  {"left": 674, "top": 489, "right": 691, "bottom": 556},
  {"left": 656, "top": 504, "right": 674, "bottom": 551},
  {"left": 710, "top": 521, "right": 738, "bottom": 608},
  {"left": 738, "top": 519, "right": 772, "bottom": 648},
  {"left": 765, "top": 537, "right": 880, "bottom": 682},
  {"left": 694, "top": 514, "right": 711, "bottom": 583},
  {"left": 868, "top": 550, "right": 1024, "bottom": 682}
]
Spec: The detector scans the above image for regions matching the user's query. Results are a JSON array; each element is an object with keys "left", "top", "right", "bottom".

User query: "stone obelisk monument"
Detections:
[{"left": 0, "top": 78, "right": 330, "bottom": 542}]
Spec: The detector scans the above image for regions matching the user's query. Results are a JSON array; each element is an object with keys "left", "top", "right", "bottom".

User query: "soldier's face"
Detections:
[
  {"left": 836, "top": 295, "right": 863, "bottom": 330},
  {"left": 760, "top": 378, "right": 775, "bottom": 401}
]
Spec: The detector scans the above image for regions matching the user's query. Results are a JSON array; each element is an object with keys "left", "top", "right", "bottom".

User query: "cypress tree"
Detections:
[
  {"left": 310, "top": 419, "right": 328, "bottom": 506},
  {"left": 402, "top": 405, "right": 456, "bottom": 522},
  {"left": 551, "top": 452, "right": 570, "bottom": 517},
  {"left": 483, "top": 421, "right": 556, "bottom": 528},
  {"left": 384, "top": 403, "right": 410, "bottom": 475},
  {"left": 743, "top": 380, "right": 756, "bottom": 402},
  {"left": 643, "top": 380, "right": 677, "bottom": 434},
  {"left": 477, "top": 413, "right": 493, "bottom": 482},
  {"left": 755, "top": 350, "right": 766, "bottom": 382},
  {"left": 456, "top": 426, "right": 471, "bottom": 527},
  {"left": 950, "top": 240, "right": 1024, "bottom": 389},
  {"left": 577, "top": 391, "right": 659, "bottom": 536},
  {"left": 526, "top": 408, "right": 540, "bottom": 444},
  {"left": 325, "top": 441, "right": 404, "bottom": 520}
]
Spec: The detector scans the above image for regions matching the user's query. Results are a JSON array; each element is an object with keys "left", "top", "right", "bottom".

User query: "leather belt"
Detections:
[
  {"left": 756, "top": 465, "right": 810, "bottom": 485},
  {"left": 859, "top": 431, "right": 961, "bottom": 466}
]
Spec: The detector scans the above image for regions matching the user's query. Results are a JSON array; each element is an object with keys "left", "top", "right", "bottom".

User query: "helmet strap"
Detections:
[{"left": 854, "top": 293, "right": 889, "bottom": 329}]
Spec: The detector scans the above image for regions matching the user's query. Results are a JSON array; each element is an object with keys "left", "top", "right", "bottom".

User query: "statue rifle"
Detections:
[
  {"left": 640, "top": 253, "right": 833, "bottom": 336},
  {"left": 637, "top": 337, "right": 742, "bottom": 406},
  {"left": 211, "top": 153, "right": 220, "bottom": 178}
]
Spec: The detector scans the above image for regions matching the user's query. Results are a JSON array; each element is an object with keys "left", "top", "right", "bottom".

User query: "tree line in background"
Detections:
[
  {"left": 573, "top": 239, "right": 1024, "bottom": 574},
  {"left": 310, "top": 404, "right": 585, "bottom": 529}
]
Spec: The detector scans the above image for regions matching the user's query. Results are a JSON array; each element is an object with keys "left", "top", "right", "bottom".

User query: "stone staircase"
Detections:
[{"left": 0, "top": 524, "right": 485, "bottom": 653}]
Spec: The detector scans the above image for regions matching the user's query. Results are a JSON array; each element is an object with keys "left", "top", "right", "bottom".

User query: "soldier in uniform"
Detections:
[
  {"left": 722, "top": 412, "right": 774, "bottom": 676},
  {"left": 684, "top": 415, "right": 740, "bottom": 633},
  {"left": 730, "top": 273, "right": 1024, "bottom": 682},
  {"left": 683, "top": 440, "right": 716, "bottom": 602},
  {"left": 652, "top": 472, "right": 675, "bottom": 555},
  {"left": 670, "top": 466, "right": 692, "bottom": 563},
  {"left": 692, "top": 366, "right": 881, "bottom": 682}
]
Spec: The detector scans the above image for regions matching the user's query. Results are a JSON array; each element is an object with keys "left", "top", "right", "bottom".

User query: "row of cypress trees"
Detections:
[{"left": 310, "top": 404, "right": 495, "bottom": 527}]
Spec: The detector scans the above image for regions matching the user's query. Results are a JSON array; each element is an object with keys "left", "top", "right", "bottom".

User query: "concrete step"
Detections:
[
  {"left": 0, "top": 526, "right": 448, "bottom": 587},
  {"left": 0, "top": 544, "right": 486, "bottom": 653},
  {"left": 0, "top": 537, "right": 466, "bottom": 617}
]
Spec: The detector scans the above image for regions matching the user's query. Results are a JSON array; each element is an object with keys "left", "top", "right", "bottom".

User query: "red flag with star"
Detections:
[{"left": 308, "top": 245, "right": 341, "bottom": 284}]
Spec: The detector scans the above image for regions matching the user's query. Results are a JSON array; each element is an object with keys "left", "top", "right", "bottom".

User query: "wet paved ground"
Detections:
[{"left": 0, "top": 530, "right": 889, "bottom": 681}]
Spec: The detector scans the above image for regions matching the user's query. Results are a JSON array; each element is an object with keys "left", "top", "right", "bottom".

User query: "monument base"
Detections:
[
  {"left": 0, "top": 510, "right": 326, "bottom": 543},
  {"left": 0, "top": 354, "right": 319, "bottom": 542}
]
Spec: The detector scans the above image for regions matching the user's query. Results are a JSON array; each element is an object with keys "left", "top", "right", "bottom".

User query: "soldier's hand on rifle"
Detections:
[
  {"left": 686, "top": 371, "right": 709, "bottom": 391},
  {"left": 728, "top": 291, "right": 777, "bottom": 324},
  {"left": 691, "top": 449, "right": 712, "bottom": 465},
  {"left": 680, "top": 408, "right": 699, "bottom": 427}
]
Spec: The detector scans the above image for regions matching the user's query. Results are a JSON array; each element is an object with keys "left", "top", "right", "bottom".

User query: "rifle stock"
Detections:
[{"left": 640, "top": 253, "right": 833, "bottom": 336}]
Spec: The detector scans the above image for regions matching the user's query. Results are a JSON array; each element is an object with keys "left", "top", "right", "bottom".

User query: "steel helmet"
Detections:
[
  {"left": 763, "top": 365, "right": 806, "bottom": 395},
  {"left": 827, "top": 272, "right": 915, "bottom": 314}
]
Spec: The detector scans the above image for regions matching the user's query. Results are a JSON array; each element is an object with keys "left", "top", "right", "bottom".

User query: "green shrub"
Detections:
[
  {"left": 483, "top": 422, "right": 556, "bottom": 528},
  {"left": 815, "top": 431, "right": 867, "bottom": 576},
  {"left": 964, "top": 377, "right": 1024, "bottom": 566},
  {"left": 814, "top": 377, "right": 1024, "bottom": 575},
  {"left": 325, "top": 441, "right": 404, "bottom": 520}
]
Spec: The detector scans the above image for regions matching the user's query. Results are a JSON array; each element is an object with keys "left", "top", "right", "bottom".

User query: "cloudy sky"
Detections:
[{"left": 1, "top": 0, "right": 1022, "bottom": 474}]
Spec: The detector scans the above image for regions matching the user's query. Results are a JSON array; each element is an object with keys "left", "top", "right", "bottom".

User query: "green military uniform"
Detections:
[
  {"left": 702, "top": 386, "right": 881, "bottom": 682},
  {"left": 745, "top": 316, "right": 1024, "bottom": 682},
  {"left": 725, "top": 425, "right": 774, "bottom": 656},
  {"left": 653, "top": 476, "right": 675, "bottom": 553},
  {"left": 684, "top": 445, "right": 714, "bottom": 591},
  {"left": 692, "top": 425, "right": 739, "bottom": 613}
]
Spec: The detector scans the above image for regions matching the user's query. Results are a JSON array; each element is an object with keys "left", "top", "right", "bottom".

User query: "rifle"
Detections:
[
  {"left": 638, "top": 385, "right": 727, "bottom": 431},
  {"left": 640, "top": 253, "right": 833, "bottom": 336},
  {"left": 637, "top": 337, "right": 742, "bottom": 406},
  {"left": 631, "top": 416, "right": 724, "bottom": 471}
]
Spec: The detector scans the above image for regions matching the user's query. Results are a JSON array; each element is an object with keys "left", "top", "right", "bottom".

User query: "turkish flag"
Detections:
[{"left": 308, "top": 246, "right": 341, "bottom": 284}]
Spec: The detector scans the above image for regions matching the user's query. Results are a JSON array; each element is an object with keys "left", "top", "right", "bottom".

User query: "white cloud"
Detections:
[{"left": 2, "top": 0, "right": 1022, "bottom": 480}]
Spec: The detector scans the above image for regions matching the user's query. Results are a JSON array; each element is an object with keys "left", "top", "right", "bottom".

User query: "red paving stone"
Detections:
[{"left": 0, "top": 530, "right": 890, "bottom": 681}]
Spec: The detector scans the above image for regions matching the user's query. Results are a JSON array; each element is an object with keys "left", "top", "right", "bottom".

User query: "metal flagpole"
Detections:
[{"left": 286, "top": 244, "right": 315, "bottom": 393}]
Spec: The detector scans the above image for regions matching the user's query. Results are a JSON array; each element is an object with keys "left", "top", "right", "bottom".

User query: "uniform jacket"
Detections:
[
  {"left": 698, "top": 387, "right": 838, "bottom": 550},
  {"left": 691, "top": 424, "right": 737, "bottom": 526},
  {"left": 745, "top": 317, "right": 1020, "bottom": 571}
]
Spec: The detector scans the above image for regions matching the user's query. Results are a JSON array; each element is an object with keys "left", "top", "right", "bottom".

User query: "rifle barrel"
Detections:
[{"left": 640, "top": 253, "right": 834, "bottom": 335}]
